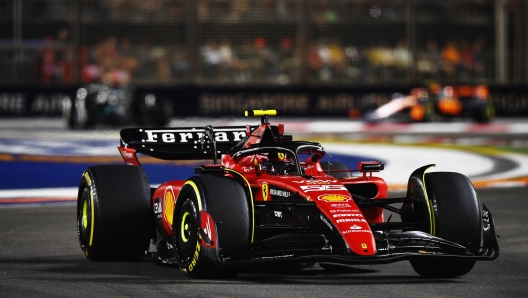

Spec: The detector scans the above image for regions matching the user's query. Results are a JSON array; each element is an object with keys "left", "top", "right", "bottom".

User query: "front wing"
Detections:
[{"left": 212, "top": 204, "right": 499, "bottom": 266}]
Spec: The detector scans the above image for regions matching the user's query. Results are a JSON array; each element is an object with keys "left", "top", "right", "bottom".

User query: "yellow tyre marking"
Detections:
[
  {"left": 82, "top": 171, "right": 95, "bottom": 247},
  {"left": 83, "top": 172, "right": 91, "bottom": 186},
  {"left": 421, "top": 166, "right": 436, "bottom": 235},
  {"left": 89, "top": 188, "right": 95, "bottom": 246},
  {"left": 181, "top": 211, "right": 190, "bottom": 242},
  {"left": 182, "top": 181, "right": 202, "bottom": 211}
]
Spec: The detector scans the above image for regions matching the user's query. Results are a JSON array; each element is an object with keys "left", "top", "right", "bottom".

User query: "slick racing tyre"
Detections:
[
  {"left": 421, "top": 100, "right": 436, "bottom": 122},
  {"left": 472, "top": 100, "right": 495, "bottom": 123},
  {"left": 173, "top": 175, "right": 250, "bottom": 278},
  {"left": 320, "top": 161, "right": 352, "bottom": 179},
  {"left": 410, "top": 172, "right": 481, "bottom": 278},
  {"left": 77, "top": 165, "right": 152, "bottom": 261}
]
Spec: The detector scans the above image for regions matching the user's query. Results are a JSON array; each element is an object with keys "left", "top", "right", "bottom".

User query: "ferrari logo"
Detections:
[
  {"left": 262, "top": 183, "right": 269, "bottom": 201},
  {"left": 277, "top": 152, "right": 285, "bottom": 161},
  {"left": 318, "top": 194, "right": 350, "bottom": 202},
  {"left": 361, "top": 243, "right": 368, "bottom": 249}
]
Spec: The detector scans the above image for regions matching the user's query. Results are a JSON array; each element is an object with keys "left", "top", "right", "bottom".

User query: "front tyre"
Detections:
[
  {"left": 173, "top": 175, "right": 250, "bottom": 278},
  {"left": 410, "top": 172, "right": 481, "bottom": 278},
  {"left": 174, "top": 195, "right": 201, "bottom": 271},
  {"left": 77, "top": 165, "right": 153, "bottom": 261}
]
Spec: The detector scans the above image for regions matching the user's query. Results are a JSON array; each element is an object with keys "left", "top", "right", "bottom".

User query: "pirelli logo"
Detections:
[{"left": 141, "top": 128, "right": 246, "bottom": 143}]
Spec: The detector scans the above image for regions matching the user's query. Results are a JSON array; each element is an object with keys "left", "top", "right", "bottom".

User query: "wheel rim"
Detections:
[
  {"left": 176, "top": 197, "right": 198, "bottom": 261},
  {"left": 180, "top": 212, "right": 190, "bottom": 242},
  {"left": 82, "top": 200, "right": 88, "bottom": 229}
]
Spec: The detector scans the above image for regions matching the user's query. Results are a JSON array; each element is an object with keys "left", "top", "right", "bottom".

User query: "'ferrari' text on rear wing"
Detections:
[{"left": 120, "top": 126, "right": 257, "bottom": 160}]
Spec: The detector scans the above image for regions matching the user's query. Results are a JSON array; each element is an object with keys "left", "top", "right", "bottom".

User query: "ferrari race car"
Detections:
[
  {"left": 63, "top": 83, "right": 173, "bottom": 129},
  {"left": 360, "top": 85, "right": 495, "bottom": 123},
  {"left": 76, "top": 110, "right": 499, "bottom": 278}
]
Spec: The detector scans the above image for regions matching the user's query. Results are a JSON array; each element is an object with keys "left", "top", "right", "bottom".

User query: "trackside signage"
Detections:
[{"left": 1, "top": 86, "right": 527, "bottom": 116}]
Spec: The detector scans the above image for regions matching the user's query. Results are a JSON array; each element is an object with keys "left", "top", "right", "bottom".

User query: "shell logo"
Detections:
[
  {"left": 318, "top": 194, "right": 350, "bottom": 202},
  {"left": 164, "top": 186, "right": 175, "bottom": 226}
]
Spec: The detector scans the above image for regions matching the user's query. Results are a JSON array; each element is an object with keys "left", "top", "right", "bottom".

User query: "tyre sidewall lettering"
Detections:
[{"left": 188, "top": 239, "right": 201, "bottom": 272}]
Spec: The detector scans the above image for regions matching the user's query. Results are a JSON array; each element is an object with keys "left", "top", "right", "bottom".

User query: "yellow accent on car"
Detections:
[
  {"left": 165, "top": 189, "right": 175, "bottom": 226},
  {"left": 245, "top": 109, "right": 278, "bottom": 117},
  {"left": 261, "top": 182, "right": 269, "bottom": 201},
  {"left": 319, "top": 194, "right": 349, "bottom": 202}
]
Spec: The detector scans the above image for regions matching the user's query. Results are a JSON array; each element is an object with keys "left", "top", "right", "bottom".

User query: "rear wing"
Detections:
[{"left": 120, "top": 125, "right": 257, "bottom": 161}]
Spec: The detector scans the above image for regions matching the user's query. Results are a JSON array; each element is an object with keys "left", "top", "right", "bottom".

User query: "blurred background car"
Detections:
[
  {"left": 63, "top": 83, "right": 173, "bottom": 129},
  {"left": 360, "top": 84, "right": 495, "bottom": 123}
]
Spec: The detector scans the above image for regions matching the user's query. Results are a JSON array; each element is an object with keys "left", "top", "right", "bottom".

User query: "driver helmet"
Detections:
[{"left": 267, "top": 152, "right": 292, "bottom": 174}]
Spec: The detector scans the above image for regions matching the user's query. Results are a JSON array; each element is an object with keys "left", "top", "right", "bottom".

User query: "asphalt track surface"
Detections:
[{"left": 0, "top": 187, "right": 526, "bottom": 298}]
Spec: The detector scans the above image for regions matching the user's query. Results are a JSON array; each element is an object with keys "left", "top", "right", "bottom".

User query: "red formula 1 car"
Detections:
[{"left": 76, "top": 110, "right": 499, "bottom": 278}]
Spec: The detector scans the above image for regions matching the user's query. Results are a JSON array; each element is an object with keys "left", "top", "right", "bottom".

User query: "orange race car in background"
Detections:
[{"left": 360, "top": 84, "right": 495, "bottom": 123}]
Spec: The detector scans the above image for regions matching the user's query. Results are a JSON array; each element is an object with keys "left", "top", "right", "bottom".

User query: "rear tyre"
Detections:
[
  {"left": 173, "top": 175, "right": 250, "bottom": 278},
  {"left": 77, "top": 165, "right": 152, "bottom": 261},
  {"left": 320, "top": 161, "right": 352, "bottom": 178},
  {"left": 410, "top": 172, "right": 481, "bottom": 278}
]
